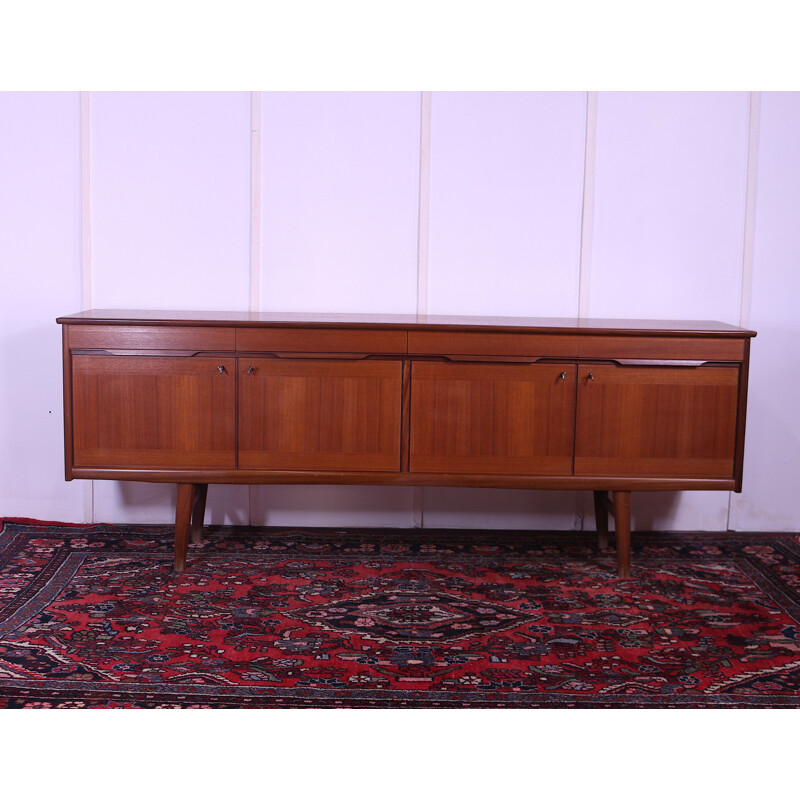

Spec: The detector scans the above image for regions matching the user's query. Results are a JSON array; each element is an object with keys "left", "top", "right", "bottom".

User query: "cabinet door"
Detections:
[
  {"left": 239, "top": 358, "right": 403, "bottom": 471},
  {"left": 409, "top": 362, "right": 576, "bottom": 474},
  {"left": 574, "top": 364, "right": 739, "bottom": 478},
  {"left": 72, "top": 355, "right": 235, "bottom": 469}
]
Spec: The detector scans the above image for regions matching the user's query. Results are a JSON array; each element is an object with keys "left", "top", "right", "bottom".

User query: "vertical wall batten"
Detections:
[
  {"left": 577, "top": 91, "right": 598, "bottom": 320},
  {"left": 739, "top": 91, "right": 760, "bottom": 330},
  {"left": 80, "top": 92, "right": 92, "bottom": 311},
  {"left": 416, "top": 92, "right": 432, "bottom": 317},
  {"left": 249, "top": 92, "right": 263, "bottom": 525},
  {"left": 728, "top": 91, "right": 761, "bottom": 531},
  {"left": 575, "top": 91, "right": 597, "bottom": 529},
  {"left": 249, "top": 92, "right": 262, "bottom": 313},
  {"left": 414, "top": 92, "right": 432, "bottom": 527},
  {"left": 80, "top": 91, "right": 95, "bottom": 523}
]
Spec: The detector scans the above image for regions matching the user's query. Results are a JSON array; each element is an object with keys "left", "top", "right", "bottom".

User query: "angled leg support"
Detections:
[
  {"left": 593, "top": 490, "right": 610, "bottom": 550},
  {"left": 592, "top": 490, "right": 632, "bottom": 578},
  {"left": 191, "top": 483, "right": 208, "bottom": 544}
]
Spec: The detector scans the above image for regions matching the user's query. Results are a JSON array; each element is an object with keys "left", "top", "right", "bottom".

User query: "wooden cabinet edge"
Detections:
[
  {"left": 61, "top": 324, "right": 74, "bottom": 480},
  {"left": 67, "top": 467, "right": 738, "bottom": 492},
  {"left": 733, "top": 337, "right": 752, "bottom": 492}
]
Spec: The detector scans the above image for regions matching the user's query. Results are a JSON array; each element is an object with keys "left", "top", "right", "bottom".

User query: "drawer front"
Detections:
[
  {"left": 237, "top": 328, "right": 406, "bottom": 354},
  {"left": 68, "top": 325, "right": 235, "bottom": 351},
  {"left": 409, "top": 361, "right": 576, "bottom": 475},
  {"left": 577, "top": 335, "right": 744, "bottom": 362},
  {"left": 408, "top": 331, "right": 578, "bottom": 358}
]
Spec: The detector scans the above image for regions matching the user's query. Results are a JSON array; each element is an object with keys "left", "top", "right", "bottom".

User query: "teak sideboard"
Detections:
[{"left": 57, "top": 310, "right": 756, "bottom": 578}]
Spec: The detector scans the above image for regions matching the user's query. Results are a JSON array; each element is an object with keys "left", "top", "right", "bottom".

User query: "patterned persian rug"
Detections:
[{"left": 1, "top": 520, "right": 799, "bottom": 708}]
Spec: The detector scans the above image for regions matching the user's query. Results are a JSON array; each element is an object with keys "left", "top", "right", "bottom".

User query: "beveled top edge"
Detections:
[{"left": 56, "top": 309, "right": 757, "bottom": 337}]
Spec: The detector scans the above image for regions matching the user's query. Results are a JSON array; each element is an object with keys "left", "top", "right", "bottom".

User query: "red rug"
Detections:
[{"left": 1, "top": 519, "right": 799, "bottom": 708}]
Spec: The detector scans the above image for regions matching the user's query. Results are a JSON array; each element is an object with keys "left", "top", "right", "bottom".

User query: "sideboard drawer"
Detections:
[
  {"left": 408, "top": 331, "right": 578, "bottom": 358},
  {"left": 68, "top": 325, "right": 236, "bottom": 352},
  {"left": 577, "top": 335, "right": 744, "bottom": 362},
  {"left": 237, "top": 327, "right": 406, "bottom": 354}
]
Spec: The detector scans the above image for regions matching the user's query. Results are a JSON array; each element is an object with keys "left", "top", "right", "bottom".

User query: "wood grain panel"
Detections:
[
  {"left": 409, "top": 331, "right": 578, "bottom": 358},
  {"left": 68, "top": 325, "right": 236, "bottom": 351},
  {"left": 574, "top": 364, "right": 739, "bottom": 478},
  {"left": 410, "top": 361, "right": 576, "bottom": 474},
  {"left": 237, "top": 327, "right": 406, "bottom": 354},
  {"left": 576, "top": 335, "right": 744, "bottom": 361},
  {"left": 239, "top": 358, "right": 403, "bottom": 471},
  {"left": 72, "top": 355, "right": 235, "bottom": 469}
]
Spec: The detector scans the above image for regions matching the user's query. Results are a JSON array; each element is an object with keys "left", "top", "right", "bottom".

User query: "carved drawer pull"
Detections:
[
  {"left": 559, "top": 371, "right": 567, "bottom": 380},
  {"left": 588, "top": 372, "right": 594, "bottom": 381},
  {"left": 217, "top": 365, "right": 226, "bottom": 374},
  {"left": 614, "top": 359, "right": 709, "bottom": 367},
  {"left": 248, "top": 365, "right": 255, "bottom": 374}
]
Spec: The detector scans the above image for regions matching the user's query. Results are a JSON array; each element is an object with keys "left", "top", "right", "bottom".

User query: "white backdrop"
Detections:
[{"left": 1, "top": 91, "right": 798, "bottom": 533}]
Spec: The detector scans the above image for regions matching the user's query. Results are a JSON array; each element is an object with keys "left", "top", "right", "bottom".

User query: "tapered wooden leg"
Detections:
[
  {"left": 191, "top": 483, "right": 208, "bottom": 544},
  {"left": 593, "top": 490, "right": 609, "bottom": 550},
  {"left": 613, "top": 490, "right": 631, "bottom": 578},
  {"left": 174, "top": 483, "right": 194, "bottom": 573}
]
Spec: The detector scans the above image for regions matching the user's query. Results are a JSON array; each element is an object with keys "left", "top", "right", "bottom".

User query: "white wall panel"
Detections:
[
  {"left": 426, "top": 91, "right": 586, "bottom": 317},
  {"left": 0, "top": 92, "right": 85, "bottom": 522},
  {"left": 423, "top": 92, "right": 587, "bottom": 531},
  {"left": 422, "top": 489, "right": 581, "bottom": 531},
  {"left": 90, "top": 91, "right": 251, "bottom": 310},
  {"left": 252, "top": 485, "right": 417, "bottom": 529},
  {"left": 259, "top": 92, "right": 420, "bottom": 313},
  {"left": 730, "top": 92, "right": 800, "bottom": 531},
  {"left": 590, "top": 92, "right": 749, "bottom": 322},
  {"left": 90, "top": 92, "right": 252, "bottom": 524},
  {"left": 590, "top": 91, "right": 751, "bottom": 532},
  {"left": 255, "top": 92, "right": 420, "bottom": 526},
  {"left": 92, "top": 483, "right": 251, "bottom": 528},
  {"left": 630, "top": 492, "right": 732, "bottom": 533}
]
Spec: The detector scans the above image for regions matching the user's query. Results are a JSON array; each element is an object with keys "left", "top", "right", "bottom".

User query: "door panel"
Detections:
[
  {"left": 239, "top": 358, "right": 403, "bottom": 471},
  {"left": 409, "top": 361, "right": 576, "bottom": 474},
  {"left": 72, "top": 355, "right": 235, "bottom": 469},
  {"left": 574, "top": 364, "right": 739, "bottom": 477}
]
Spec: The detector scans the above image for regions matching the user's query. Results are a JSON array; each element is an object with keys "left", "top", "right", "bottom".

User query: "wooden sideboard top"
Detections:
[{"left": 57, "top": 310, "right": 757, "bottom": 338}]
